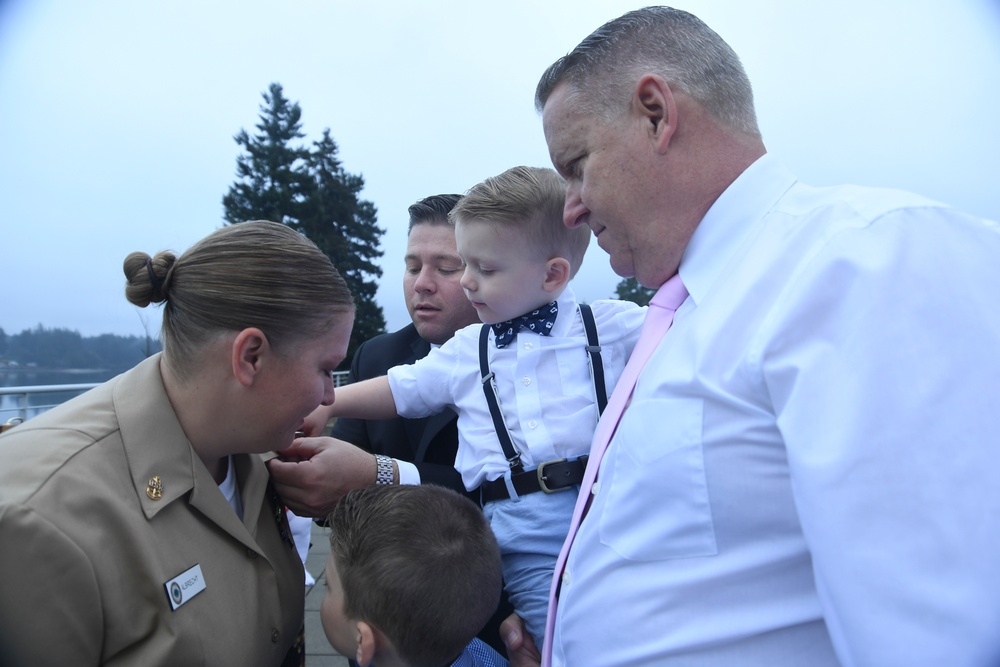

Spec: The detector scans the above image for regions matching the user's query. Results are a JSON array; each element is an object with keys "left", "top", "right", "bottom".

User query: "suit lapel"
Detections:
[
  {"left": 188, "top": 461, "right": 263, "bottom": 556},
  {"left": 415, "top": 409, "right": 458, "bottom": 463},
  {"left": 408, "top": 330, "right": 431, "bottom": 360}
]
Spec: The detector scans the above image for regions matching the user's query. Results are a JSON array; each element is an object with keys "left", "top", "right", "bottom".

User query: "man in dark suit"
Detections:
[{"left": 325, "top": 194, "right": 481, "bottom": 494}]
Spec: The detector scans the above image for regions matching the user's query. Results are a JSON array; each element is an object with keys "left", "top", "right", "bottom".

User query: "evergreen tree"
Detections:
[
  {"left": 223, "top": 83, "right": 387, "bottom": 366},
  {"left": 302, "top": 129, "right": 385, "bottom": 347},
  {"left": 615, "top": 277, "right": 656, "bottom": 307},
  {"left": 222, "top": 83, "right": 312, "bottom": 226}
]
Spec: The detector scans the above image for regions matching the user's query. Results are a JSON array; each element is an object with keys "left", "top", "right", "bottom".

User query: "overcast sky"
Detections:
[{"left": 2, "top": 0, "right": 999, "bottom": 339}]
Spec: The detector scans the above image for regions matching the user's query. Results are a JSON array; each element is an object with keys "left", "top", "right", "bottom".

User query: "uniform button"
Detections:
[
  {"left": 524, "top": 341, "right": 533, "bottom": 350},
  {"left": 271, "top": 628, "right": 280, "bottom": 643},
  {"left": 246, "top": 548, "right": 258, "bottom": 559},
  {"left": 528, "top": 420, "right": 537, "bottom": 429},
  {"left": 562, "top": 569, "right": 571, "bottom": 586},
  {"left": 521, "top": 376, "right": 531, "bottom": 386},
  {"left": 591, "top": 482, "right": 600, "bottom": 495}
]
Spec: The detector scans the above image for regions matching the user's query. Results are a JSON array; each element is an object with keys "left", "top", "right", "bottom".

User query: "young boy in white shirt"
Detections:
[{"left": 308, "top": 165, "right": 645, "bottom": 645}]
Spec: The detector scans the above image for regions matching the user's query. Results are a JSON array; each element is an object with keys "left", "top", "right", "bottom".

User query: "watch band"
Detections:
[{"left": 374, "top": 454, "right": 394, "bottom": 485}]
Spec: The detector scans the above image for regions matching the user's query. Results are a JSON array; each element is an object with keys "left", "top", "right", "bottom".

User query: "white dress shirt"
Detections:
[
  {"left": 389, "top": 287, "right": 644, "bottom": 490},
  {"left": 550, "top": 155, "right": 1000, "bottom": 667}
]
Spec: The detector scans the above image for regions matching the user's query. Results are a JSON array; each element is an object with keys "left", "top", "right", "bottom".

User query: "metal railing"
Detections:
[
  {"left": 1, "top": 383, "right": 101, "bottom": 423},
  {"left": 0, "top": 372, "right": 350, "bottom": 424}
]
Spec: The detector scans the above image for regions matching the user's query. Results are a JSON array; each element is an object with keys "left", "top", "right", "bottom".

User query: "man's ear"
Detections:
[
  {"left": 355, "top": 620, "right": 378, "bottom": 667},
  {"left": 231, "top": 327, "right": 268, "bottom": 388},
  {"left": 633, "top": 73, "right": 678, "bottom": 154},
  {"left": 543, "top": 257, "right": 571, "bottom": 293}
]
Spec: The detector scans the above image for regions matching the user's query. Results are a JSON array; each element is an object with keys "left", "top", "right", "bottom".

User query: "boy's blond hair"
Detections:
[{"left": 450, "top": 166, "right": 590, "bottom": 277}]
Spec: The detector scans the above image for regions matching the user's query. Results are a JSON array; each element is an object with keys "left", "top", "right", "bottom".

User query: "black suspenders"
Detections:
[
  {"left": 478, "top": 304, "right": 606, "bottom": 477},
  {"left": 579, "top": 304, "right": 608, "bottom": 415}
]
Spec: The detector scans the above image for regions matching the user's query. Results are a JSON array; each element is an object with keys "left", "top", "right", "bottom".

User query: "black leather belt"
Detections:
[{"left": 479, "top": 456, "right": 589, "bottom": 504}]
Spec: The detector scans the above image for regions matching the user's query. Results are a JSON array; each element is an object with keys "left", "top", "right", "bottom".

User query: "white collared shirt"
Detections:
[
  {"left": 217, "top": 455, "right": 243, "bottom": 519},
  {"left": 388, "top": 287, "right": 644, "bottom": 490},
  {"left": 551, "top": 155, "right": 1000, "bottom": 666}
]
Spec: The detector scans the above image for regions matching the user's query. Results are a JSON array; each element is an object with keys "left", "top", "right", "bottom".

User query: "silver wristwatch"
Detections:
[{"left": 374, "top": 454, "right": 394, "bottom": 485}]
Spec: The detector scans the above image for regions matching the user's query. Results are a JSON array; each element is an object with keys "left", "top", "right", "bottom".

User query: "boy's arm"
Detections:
[
  {"left": 329, "top": 376, "right": 398, "bottom": 419},
  {"left": 301, "top": 376, "right": 398, "bottom": 436}
]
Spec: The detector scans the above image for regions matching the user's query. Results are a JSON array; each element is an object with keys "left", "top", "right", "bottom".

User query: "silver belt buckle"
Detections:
[{"left": 537, "top": 458, "right": 570, "bottom": 493}]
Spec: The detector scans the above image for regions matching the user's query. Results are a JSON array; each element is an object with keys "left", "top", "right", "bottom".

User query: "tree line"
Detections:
[{"left": 0, "top": 326, "right": 161, "bottom": 371}]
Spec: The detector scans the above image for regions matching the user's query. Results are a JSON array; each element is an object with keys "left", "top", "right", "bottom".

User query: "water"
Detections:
[{"left": 0, "top": 367, "right": 124, "bottom": 422}]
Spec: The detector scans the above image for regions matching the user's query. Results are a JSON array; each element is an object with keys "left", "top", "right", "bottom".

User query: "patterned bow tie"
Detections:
[{"left": 491, "top": 302, "right": 558, "bottom": 348}]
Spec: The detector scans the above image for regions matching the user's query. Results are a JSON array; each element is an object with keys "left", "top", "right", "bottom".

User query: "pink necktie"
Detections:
[{"left": 541, "top": 273, "right": 688, "bottom": 662}]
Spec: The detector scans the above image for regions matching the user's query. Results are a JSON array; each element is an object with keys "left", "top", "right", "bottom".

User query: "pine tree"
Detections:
[
  {"left": 302, "top": 129, "right": 386, "bottom": 347},
  {"left": 222, "top": 83, "right": 311, "bottom": 226},
  {"left": 223, "top": 83, "right": 387, "bottom": 365},
  {"left": 615, "top": 277, "right": 656, "bottom": 306}
]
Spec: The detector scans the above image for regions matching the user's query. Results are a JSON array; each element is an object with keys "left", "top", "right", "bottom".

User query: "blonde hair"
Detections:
[
  {"left": 123, "top": 221, "right": 354, "bottom": 379},
  {"left": 450, "top": 166, "right": 590, "bottom": 277}
]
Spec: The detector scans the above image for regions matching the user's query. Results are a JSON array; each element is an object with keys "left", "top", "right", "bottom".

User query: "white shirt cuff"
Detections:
[{"left": 396, "top": 459, "right": 420, "bottom": 485}]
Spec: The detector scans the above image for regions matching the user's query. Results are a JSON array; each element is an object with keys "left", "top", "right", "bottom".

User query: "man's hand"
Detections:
[
  {"left": 267, "top": 437, "right": 377, "bottom": 518},
  {"left": 501, "top": 613, "right": 541, "bottom": 667},
  {"left": 300, "top": 404, "right": 334, "bottom": 437}
]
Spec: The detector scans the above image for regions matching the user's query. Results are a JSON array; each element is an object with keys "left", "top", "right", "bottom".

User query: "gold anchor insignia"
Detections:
[{"left": 146, "top": 475, "right": 164, "bottom": 501}]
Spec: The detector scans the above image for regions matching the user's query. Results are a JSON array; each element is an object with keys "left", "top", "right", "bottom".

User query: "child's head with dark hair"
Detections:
[{"left": 321, "top": 484, "right": 502, "bottom": 667}]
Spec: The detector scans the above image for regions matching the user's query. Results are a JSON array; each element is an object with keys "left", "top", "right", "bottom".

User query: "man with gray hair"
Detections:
[{"left": 512, "top": 6, "right": 1000, "bottom": 667}]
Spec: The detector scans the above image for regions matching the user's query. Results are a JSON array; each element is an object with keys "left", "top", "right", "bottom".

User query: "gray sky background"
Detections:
[{"left": 2, "top": 0, "right": 999, "bottom": 339}]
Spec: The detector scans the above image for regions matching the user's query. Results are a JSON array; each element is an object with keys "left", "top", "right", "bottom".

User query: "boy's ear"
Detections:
[
  {"left": 232, "top": 327, "right": 268, "bottom": 388},
  {"left": 543, "top": 257, "right": 571, "bottom": 293},
  {"left": 355, "top": 621, "right": 377, "bottom": 667}
]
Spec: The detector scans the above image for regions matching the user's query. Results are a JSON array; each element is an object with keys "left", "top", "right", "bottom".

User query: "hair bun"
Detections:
[{"left": 123, "top": 250, "right": 176, "bottom": 307}]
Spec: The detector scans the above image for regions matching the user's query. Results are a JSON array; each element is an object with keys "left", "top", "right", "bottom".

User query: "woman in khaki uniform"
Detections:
[{"left": 0, "top": 221, "right": 354, "bottom": 666}]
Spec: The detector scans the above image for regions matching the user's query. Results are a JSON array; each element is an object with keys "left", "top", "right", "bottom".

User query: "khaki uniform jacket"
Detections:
[{"left": 0, "top": 354, "right": 304, "bottom": 666}]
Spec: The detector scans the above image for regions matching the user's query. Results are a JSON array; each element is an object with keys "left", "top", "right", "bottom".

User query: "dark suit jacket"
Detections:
[
  {"left": 331, "top": 324, "right": 512, "bottom": 655},
  {"left": 331, "top": 323, "right": 465, "bottom": 492}
]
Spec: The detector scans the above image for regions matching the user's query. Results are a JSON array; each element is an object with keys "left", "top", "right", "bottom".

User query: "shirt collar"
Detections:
[
  {"left": 550, "top": 286, "right": 579, "bottom": 337},
  {"left": 114, "top": 354, "right": 199, "bottom": 518},
  {"left": 679, "top": 153, "right": 797, "bottom": 307}
]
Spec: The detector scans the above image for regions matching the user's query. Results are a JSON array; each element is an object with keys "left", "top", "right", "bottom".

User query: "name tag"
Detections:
[{"left": 164, "top": 564, "right": 207, "bottom": 611}]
